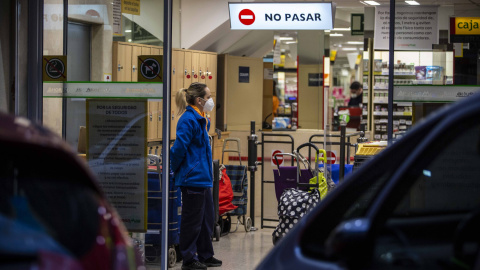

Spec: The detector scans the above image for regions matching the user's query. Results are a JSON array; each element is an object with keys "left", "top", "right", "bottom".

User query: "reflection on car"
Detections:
[{"left": 258, "top": 94, "right": 480, "bottom": 270}]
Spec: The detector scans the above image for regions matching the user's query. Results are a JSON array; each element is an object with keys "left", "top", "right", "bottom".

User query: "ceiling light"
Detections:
[
  {"left": 325, "top": 30, "right": 331, "bottom": 33},
  {"left": 364, "top": 1, "right": 381, "bottom": 5},
  {"left": 125, "top": 30, "right": 132, "bottom": 33},
  {"left": 333, "top": 28, "right": 351, "bottom": 31},
  {"left": 342, "top": 47, "right": 358, "bottom": 51},
  {"left": 347, "top": 41, "right": 364, "bottom": 45},
  {"left": 285, "top": 41, "right": 297, "bottom": 44},
  {"left": 405, "top": 0, "right": 420, "bottom": 4},
  {"left": 278, "top": 37, "right": 294, "bottom": 41},
  {"left": 359, "top": 1, "right": 369, "bottom": 5},
  {"left": 128, "top": 39, "right": 132, "bottom": 42},
  {"left": 330, "top": 33, "right": 344, "bottom": 37}
]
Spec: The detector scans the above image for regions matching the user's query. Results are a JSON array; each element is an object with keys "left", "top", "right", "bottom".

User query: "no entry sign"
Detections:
[
  {"left": 272, "top": 150, "right": 284, "bottom": 166},
  {"left": 239, "top": 9, "right": 255, "bottom": 25},
  {"left": 320, "top": 151, "right": 337, "bottom": 165}
]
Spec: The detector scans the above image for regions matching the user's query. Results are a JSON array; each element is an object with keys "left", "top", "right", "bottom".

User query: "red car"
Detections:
[{"left": 0, "top": 112, "right": 143, "bottom": 270}]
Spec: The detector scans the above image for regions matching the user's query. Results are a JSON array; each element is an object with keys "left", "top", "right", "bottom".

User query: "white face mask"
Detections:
[
  {"left": 200, "top": 97, "right": 215, "bottom": 112},
  {"left": 351, "top": 94, "right": 358, "bottom": 98}
]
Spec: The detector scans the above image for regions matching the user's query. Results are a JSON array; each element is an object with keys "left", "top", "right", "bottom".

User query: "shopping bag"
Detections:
[
  {"left": 308, "top": 173, "right": 329, "bottom": 200},
  {"left": 219, "top": 167, "right": 238, "bottom": 216}
]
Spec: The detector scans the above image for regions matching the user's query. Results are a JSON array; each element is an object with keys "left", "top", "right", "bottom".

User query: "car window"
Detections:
[
  {"left": 394, "top": 125, "right": 480, "bottom": 216},
  {"left": 372, "top": 124, "right": 480, "bottom": 269}
]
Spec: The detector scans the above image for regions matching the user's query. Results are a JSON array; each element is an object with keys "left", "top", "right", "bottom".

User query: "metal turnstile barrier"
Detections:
[{"left": 259, "top": 133, "right": 294, "bottom": 229}]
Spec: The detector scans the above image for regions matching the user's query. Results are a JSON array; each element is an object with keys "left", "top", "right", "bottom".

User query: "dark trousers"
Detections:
[{"left": 180, "top": 187, "right": 214, "bottom": 264}]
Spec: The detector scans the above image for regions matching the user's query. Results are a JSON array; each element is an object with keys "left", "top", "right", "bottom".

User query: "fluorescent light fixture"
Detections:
[
  {"left": 125, "top": 30, "right": 132, "bottom": 33},
  {"left": 364, "top": 1, "right": 381, "bottom": 5},
  {"left": 333, "top": 28, "right": 351, "bottom": 31},
  {"left": 285, "top": 41, "right": 297, "bottom": 44},
  {"left": 342, "top": 47, "right": 358, "bottom": 51},
  {"left": 278, "top": 37, "right": 294, "bottom": 41},
  {"left": 330, "top": 33, "right": 344, "bottom": 37},
  {"left": 325, "top": 30, "right": 331, "bottom": 33},
  {"left": 405, "top": 0, "right": 420, "bottom": 4},
  {"left": 359, "top": 1, "right": 369, "bottom": 5}
]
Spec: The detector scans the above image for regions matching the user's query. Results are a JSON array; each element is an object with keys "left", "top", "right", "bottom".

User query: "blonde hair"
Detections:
[{"left": 175, "top": 82, "right": 207, "bottom": 116}]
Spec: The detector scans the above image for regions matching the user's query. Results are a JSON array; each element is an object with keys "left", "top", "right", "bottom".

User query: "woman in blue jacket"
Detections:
[{"left": 171, "top": 82, "right": 222, "bottom": 270}]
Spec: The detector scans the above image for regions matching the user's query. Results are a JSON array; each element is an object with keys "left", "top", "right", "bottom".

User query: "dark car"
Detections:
[
  {"left": 0, "top": 113, "right": 142, "bottom": 269},
  {"left": 258, "top": 94, "right": 480, "bottom": 270}
]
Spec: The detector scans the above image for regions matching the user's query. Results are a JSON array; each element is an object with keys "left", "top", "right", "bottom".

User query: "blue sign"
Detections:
[{"left": 239, "top": 66, "right": 250, "bottom": 83}]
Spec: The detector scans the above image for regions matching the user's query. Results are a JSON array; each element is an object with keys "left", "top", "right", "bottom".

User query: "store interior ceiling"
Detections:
[{"left": 187, "top": 0, "right": 479, "bottom": 75}]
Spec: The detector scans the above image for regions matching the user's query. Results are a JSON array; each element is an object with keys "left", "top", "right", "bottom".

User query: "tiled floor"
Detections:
[{"left": 146, "top": 219, "right": 274, "bottom": 270}]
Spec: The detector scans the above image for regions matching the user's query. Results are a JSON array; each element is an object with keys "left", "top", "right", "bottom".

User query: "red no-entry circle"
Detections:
[
  {"left": 272, "top": 150, "right": 284, "bottom": 166},
  {"left": 320, "top": 151, "right": 337, "bottom": 165},
  {"left": 239, "top": 9, "right": 255, "bottom": 25}
]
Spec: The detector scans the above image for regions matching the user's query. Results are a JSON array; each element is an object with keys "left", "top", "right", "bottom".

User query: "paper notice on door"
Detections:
[
  {"left": 264, "top": 68, "right": 273, "bottom": 80},
  {"left": 86, "top": 99, "right": 147, "bottom": 232}
]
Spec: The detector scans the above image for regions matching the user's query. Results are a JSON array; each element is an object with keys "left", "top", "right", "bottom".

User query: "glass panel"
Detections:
[{"left": 42, "top": 1, "right": 165, "bottom": 243}]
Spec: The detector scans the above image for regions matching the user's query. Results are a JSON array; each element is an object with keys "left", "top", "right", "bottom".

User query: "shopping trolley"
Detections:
[
  {"left": 219, "top": 138, "right": 252, "bottom": 233},
  {"left": 144, "top": 154, "right": 182, "bottom": 268}
]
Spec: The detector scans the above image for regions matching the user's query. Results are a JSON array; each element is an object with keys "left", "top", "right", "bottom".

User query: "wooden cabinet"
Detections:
[
  {"left": 113, "top": 43, "right": 132, "bottom": 81},
  {"left": 131, "top": 45, "right": 142, "bottom": 82},
  {"left": 142, "top": 46, "right": 151, "bottom": 55},
  {"left": 191, "top": 52, "right": 199, "bottom": 83},
  {"left": 113, "top": 42, "right": 218, "bottom": 142},
  {"left": 198, "top": 53, "right": 207, "bottom": 84},
  {"left": 147, "top": 101, "right": 158, "bottom": 140},
  {"left": 183, "top": 51, "right": 192, "bottom": 88},
  {"left": 206, "top": 53, "right": 217, "bottom": 95}
]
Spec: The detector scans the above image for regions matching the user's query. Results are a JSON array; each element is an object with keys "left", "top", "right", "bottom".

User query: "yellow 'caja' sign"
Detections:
[{"left": 455, "top": 17, "right": 480, "bottom": 35}]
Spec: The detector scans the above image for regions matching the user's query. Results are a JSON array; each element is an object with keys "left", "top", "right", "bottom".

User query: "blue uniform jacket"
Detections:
[{"left": 170, "top": 106, "right": 213, "bottom": 188}]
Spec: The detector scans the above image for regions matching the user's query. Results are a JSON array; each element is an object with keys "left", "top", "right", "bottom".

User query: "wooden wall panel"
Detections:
[{"left": 225, "top": 55, "right": 263, "bottom": 131}]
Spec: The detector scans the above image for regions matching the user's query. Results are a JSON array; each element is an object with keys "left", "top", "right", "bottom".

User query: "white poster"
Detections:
[
  {"left": 113, "top": 0, "right": 122, "bottom": 35},
  {"left": 229, "top": 3, "right": 333, "bottom": 30},
  {"left": 374, "top": 6, "right": 438, "bottom": 50},
  {"left": 87, "top": 100, "right": 147, "bottom": 232}
]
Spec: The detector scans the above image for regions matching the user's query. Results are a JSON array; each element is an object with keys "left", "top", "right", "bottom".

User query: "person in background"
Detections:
[
  {"left": 348, "top": 81, "right": 363, "bottom": 107},
  {"left": 273, "top": 81, "right": 280, "bottom": 117},
  {"left": 171, "top": 82, "right": 222, "bottom": 270}
]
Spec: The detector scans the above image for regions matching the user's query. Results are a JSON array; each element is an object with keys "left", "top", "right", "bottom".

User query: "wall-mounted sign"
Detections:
[
  {"left": 374, "top": 6, "right": 438, "bottom": 50},
  {"left": 43, "top": 55, "right": 67, "bottom": 81},
  {"left": 229, "top": 3, "right": 333, "bottom": 30},
  {"left": 452, "top": 17, "right": 480, "bottom": 35},
  {"left": 239, "top": 66, "right": 250, "bottom": 83},
  {"left": 122, "top": 0, "right": 140, "bottom": 15},
  {"left": 113, "top": 0, "right": 122, "bottom": 35},
  {"left": 308, "top": 73, "right": 323, "bottom": 87},
  {"left": 351, "top": 13, "right": 364, "bottom": 36},
  {"left": 138, "top": 55, "right": 163, "bottom": 82},
  {"left": 330, "top": 50, "right": 337, "bottom": 62}
]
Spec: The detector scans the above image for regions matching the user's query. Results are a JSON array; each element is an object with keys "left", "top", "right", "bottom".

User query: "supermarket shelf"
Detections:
[
  {"left": 372, "top": 101, "right": 413, "bottom": 106},
  {"left": 381, "top": 72, "right": 416, "bottom": 76},
  {"left": 373, "top": 111, "right": 413, "bottom": 116}
]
